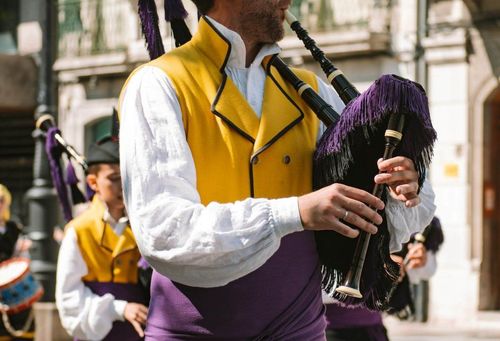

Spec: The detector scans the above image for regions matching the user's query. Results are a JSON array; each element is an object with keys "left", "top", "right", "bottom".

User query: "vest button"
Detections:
[
  {"left": 282, "top": 155, "right": 291, "bottom": 164},
  {"left": 251, "top": 156, "right": 259, "bottom": 165}
]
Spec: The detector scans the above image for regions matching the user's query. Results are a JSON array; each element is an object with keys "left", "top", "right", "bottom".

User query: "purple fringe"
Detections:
[
  {"left": 86, "top": 183, "right": 95, "bottom": 201},
  {"left": 66, "top": 162, "right": 87, "bottom": 205},
  {"left": 138, "top": 257, "right": 150, "bottom": 270},
  {"left": 316, "top": 74, "right": 436, "bottom": 187},
  {"left": 164, "top": 0, "right": 188, "bottom": 21},
  {"left": 314, "top": 74, "right": 437, "bottom": 310},
  {"left": 138, "top": 0, "right": 165, "bottom": 60},
  {"left": 66, "top": 161, "right": 78, "bottom": 185},
  {"left": 45, "top": 127, "right": 73, "bottom": 221},
  {"left": 111, "top": 107, "right": 120, "bottom": 142}
]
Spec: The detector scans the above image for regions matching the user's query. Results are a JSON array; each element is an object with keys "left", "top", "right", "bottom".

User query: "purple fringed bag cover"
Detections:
[
  {"left": 138, "top": 0, "right": 165, "bottom": 60},
  {"left": 314, "top": 74, "right": 437, "bottom": 310},
  {"left": 45, "top": 127, "right": 74, "bottom": 221}
]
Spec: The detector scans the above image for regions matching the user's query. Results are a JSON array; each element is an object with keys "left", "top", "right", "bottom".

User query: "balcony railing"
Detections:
[
  {"left": 57, "top": 0, "right": 390, "bottom": 59},
  {"left": 58, "top": 0, "right": 142, "bottom": 58},
  {"left": 289, "top": 0, "right": 390, "bottom": 32}
]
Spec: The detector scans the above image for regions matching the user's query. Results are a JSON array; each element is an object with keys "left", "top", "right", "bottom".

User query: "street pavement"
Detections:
[{"left": 385, "top": 316, "right": 500, "bottom": 341}]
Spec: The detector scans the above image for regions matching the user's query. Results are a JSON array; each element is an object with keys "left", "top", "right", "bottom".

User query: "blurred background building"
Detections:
[{"left": 1, "top": 0, "right": 499, "bottom": 334}]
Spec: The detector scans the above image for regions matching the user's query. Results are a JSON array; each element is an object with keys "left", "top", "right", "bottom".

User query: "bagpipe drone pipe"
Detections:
[
  {"left": 35, "top": 114, "right": 89, "bottom": 222},
  {"left": 139, "top": 0, "right": 437, "bottom": 310}
]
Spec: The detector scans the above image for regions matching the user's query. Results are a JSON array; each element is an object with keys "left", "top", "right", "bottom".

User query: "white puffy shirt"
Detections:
[
  {"left": 55, "top": 209, "right": 130, "bottom": 340},
  {"left": 119, "top": 17, "right": 436, "bottom": 288}
]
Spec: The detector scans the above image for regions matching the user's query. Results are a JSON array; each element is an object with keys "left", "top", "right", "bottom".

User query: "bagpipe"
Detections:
[
  {"left": 284, "top": 11, "right": 436, "bottom": 310},
  {"left": 36, "top": 114, "right": 89, "bottom": 222},
  {"left": 138, "top": 0, "right": 436, "bottom": 310},
  {"left": 35, "top": 110, "right": 120, "bottom": 221}
]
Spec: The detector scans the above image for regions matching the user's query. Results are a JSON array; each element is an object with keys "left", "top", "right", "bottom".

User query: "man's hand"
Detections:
[
  {"left": 124, "top": 302, "right": 149, "bottom": 337},
  {"left": 405, "top": 243, "right": 427, "bottom": 269},
  {"left": 374, "top": 156, "right": 420, "bottom": 208},
  {"left": 298, "top": 183, "right": 384, "bottom": 238}
]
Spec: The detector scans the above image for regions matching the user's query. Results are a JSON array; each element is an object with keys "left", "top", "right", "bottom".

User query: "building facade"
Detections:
[
  {"left": 54, "top": 0, "right": 500, "bottom": 325},
  {"left": 0, "top": 1, "right": 37, "bottom": 220}
]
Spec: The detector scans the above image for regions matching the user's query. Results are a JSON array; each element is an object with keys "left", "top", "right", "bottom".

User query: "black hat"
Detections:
[{"left": 86, "top": 136, "right": 119, "bottom": 167}]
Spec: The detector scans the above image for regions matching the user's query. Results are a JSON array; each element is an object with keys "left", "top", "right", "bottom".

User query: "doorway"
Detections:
[{"left": 479, "top": 87, "right": 500, "bottom": 310}]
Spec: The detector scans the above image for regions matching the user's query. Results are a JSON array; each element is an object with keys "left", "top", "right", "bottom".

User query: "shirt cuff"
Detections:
[
  {"left": 113, "top": 300, "right": 127, "bottom": 321},
  {"left": 269, "top": 197, "right": 304, "bottom": 238}
]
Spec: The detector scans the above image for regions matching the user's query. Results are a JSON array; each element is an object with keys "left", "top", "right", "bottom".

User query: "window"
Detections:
[{"left": 0, "top": 1, "right": 19, "bottom": 53}]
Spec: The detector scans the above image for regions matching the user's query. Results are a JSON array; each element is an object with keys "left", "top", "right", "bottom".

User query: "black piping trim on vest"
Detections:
[
  {"left": 204, "top": 15, "right": 256, "bottom": 195},
  {"left": 202, "top": 16, "right": 231, "bottom": 74},
  {"left": 251, "top": 55, "right": 305, "bottom": 159},
  {"left": 99, "top": 222, "right": 114, "bottom": 254},
  {"left": 211, "top": 74, "right": 256, "bottom": 144},
  {"left": 206, "top": 16, "right": 256, "bottom": 144},
  {"left": 249, "top": 56, "right": 305, "bottom": 197},
  {"left": 249, "top": 161, "right": 255, "bottom": 198}
]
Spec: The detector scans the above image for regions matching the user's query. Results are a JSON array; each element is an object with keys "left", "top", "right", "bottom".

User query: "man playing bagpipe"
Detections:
[
  {"left": 119, "top": 0, "right": 437, "bottom": 339},
  {"left": 55, "top": 137, "right": 149, "bottom": 340}
]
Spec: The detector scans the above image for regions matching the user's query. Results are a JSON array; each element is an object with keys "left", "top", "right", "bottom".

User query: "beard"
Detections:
[{"left": 240, "top": 4, "right": 285, "bottom": 44}]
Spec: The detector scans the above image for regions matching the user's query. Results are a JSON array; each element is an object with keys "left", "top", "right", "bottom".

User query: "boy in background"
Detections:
[{"left": 56, "top": 137, "right": 148, "bottom": 341}]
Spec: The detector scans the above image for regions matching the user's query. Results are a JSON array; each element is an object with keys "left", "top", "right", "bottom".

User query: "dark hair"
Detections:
[
  {"left": 191, "top": 0, "right": 214, "bottom": 14},
  {"left": 86, "top": 164, "right": 102, "bottom": 175}
]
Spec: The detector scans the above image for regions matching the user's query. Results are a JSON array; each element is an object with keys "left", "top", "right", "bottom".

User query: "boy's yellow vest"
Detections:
[
  {"left": 69, "top": 197, "right": 140, "bottom": 283},
  {"left": 124, "top": 17, "right": 320, "bottom": 203}
]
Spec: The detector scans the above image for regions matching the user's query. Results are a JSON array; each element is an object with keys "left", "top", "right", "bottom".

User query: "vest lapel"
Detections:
[
  {"left": 112, "top": 227, "right": 138, "bottom": 258},
  {"left": 88, "top": 197, "right": 114, "bottom": 253},
  {"left": 253, "top": 56, "right": 304, "bottom": 155},
  {"left": 212, "top": 76, "right": 259, "bottom": 142},
  {"left": 193, "top": 17, "right": 259, "bottom": 143}
]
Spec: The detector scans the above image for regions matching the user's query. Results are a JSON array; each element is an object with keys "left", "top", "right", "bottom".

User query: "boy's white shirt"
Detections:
[{"left": 55, "top": 208, "right": 130, "bottom": 340}]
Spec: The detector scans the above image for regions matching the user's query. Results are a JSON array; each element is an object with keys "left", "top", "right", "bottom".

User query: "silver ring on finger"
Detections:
[{"left": 343, "top": 209, "right": 349, "bottom": 221}]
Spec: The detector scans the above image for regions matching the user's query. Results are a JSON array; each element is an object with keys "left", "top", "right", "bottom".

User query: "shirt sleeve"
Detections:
[
  {"left": 317, "top": 77, "right": 437, "bottom": 252},
  {"left": 119, "top": 66, "right": 303, "bottom": 288},
  {"left": 55, "top": 227, "right": 126, "bottom": 340}
]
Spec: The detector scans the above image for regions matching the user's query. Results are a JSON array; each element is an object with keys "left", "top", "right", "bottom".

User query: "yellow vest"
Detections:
[
  {"left": 69, "top": 197, "right": 140, "bottom": 284},
  {"left": 123, "top": 16, "right": 320, "bottom": 203}
]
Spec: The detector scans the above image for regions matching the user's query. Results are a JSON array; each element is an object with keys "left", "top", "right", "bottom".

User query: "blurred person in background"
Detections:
[
  {"left": 0, "top": 184, "right": 35, "bottom": 341},
  {"left": 55, "top": 138, "right": 149, "bottom": 341}
]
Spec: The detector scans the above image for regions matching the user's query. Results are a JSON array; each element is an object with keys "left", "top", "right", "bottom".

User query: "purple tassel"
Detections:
[
  {"left": 86, "top": 183, "right": 95, "bottom": 202},
  {"left": 66, "top": 162, "right": 87, "bottom": 204},
  {"left": 111, "top": 107, "right": 120, "bottom": 142},
  {"left": 164, "top": 0, "right": 192, "bottom": 46},
  {"left": 45, "top": 127, "right": 73, "bottom": 221},
  {"left": 138, "top": 257, "right": 150, "bottom": 270},
  {"left": 138, "top": 0, "right": 165, "bottom": 60},
  {"left": 164, "top": 0, "right": 188, "bottom": 21},
  {"left": 314, "top": 74, "right": 437, "bottom": 311},
  {"left": 315, "top": 74, "right": 436, "bottom": 185},
  {"left": 66, "top": 161, "right": 78, "bottom": 185}
]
